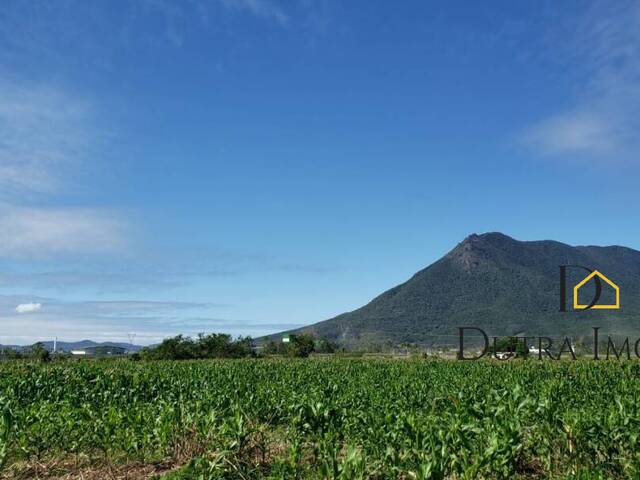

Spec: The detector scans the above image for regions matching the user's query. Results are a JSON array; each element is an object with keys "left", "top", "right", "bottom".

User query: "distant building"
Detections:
[{"left": 70, "top": 346, "right": 126, "bottom": 357}]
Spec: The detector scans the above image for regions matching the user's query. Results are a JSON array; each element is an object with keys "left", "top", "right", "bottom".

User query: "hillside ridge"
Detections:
[{"left": 264, "top": 232, "right": 640, "bottom": 348}]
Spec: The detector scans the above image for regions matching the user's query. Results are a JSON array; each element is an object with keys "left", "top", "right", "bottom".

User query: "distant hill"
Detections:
[
  {"left": 265, "top": 233, "right": 640, "bottom": 349},
  {"left": 0, "top": 340, "right": 143, "bottom": 353}
]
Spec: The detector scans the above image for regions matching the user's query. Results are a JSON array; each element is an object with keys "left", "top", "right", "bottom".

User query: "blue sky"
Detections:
[{"left": 1, "top": 0, "right": 639, "bottom": 344}]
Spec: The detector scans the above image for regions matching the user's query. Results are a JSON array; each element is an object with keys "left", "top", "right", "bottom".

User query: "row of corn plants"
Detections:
[{"left": 0, "top": 359, "right": 639, "bottom": 478}]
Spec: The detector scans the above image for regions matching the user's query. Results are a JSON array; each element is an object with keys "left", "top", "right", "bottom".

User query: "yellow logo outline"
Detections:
[{"left": 573, "top": 270, "right": 620, "bottom": 310}]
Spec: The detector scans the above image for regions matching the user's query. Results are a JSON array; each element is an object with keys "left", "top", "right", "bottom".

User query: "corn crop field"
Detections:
[{"left": 1, "top": 359, "right": 639, "bottom": 479}]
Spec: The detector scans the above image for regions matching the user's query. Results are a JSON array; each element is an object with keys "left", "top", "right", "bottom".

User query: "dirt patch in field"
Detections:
[
  {"left": 0, "top": 423, "right": 291, "bottom": 479},
  {"left": 0, "top": 457, "right": 182, "bottom": 480}
]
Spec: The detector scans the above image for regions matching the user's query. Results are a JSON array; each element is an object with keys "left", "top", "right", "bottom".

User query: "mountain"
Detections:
[
  {"left": 267, "top": 233, "right": 640, "bottom": 349},
  {"left": 0, "top": 340, "right": 143, "bottom": 353}
]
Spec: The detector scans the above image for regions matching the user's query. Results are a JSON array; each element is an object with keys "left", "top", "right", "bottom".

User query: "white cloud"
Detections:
[
  {"left": 15, "top": 302, "right": 41, "bottom": 313},
  {"left": 521, "top": 1, "right": 640, "bottom": 162},
  {"left": 522, "top": 110, "right": 624, "bottom": 157},
  {"left": 0, "top": 204, "right": 129, "bottom": 258}
]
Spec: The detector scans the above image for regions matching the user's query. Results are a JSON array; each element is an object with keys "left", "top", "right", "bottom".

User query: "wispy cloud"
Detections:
[
  {"left": 521, "top": 1, "right": 640, "bottom": 162},
  {"left": 522, "top": 110, "right": 629, "bottom": 157},
  {"left": 0, "top": 294, "right": 279, "bottom": 345},
  {"left": 0, "top": 82, "right": 96, "bottom": 196},
  {"left": 0, "top": 0, "right": 290, "bottom": 60},
  {"left": 0, "top": 270, "right": 183, "bottom": 292},
  {"left": 0, "top": 79, "right": 129, "bottom": 259},
  {"left": 0, "top": 204, "right": 129, "bottom": 258},
  {"left": 0, "top": 246, "right": 339, "bottom": 293},
  {"left": 218, "top": 0, "right": 288, "bottom": 26}
]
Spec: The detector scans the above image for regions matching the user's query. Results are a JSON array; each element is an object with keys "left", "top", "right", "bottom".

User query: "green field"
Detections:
[{"left": 1, "top": 359, "right": 640, "bottom": 479}]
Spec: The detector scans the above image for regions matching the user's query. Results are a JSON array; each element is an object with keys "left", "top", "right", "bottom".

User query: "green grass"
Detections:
[{"left": 1, "top": 358, "right": 640, "bottom": 479}]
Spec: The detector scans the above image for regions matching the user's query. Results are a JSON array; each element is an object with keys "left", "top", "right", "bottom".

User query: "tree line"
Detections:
[
  {"left": 0, "top": 334, "right": 341, "bottom": 362},
  {"left": 0, "top": 343, "right": 51, "bottom": 362},
  {"left": 138, "top": 332, "right": 339, "bottom": 360},
  {"left": 262, "top": 334, "right": 337, "bottom": 357},
  {"left": 139, "top": 333, "right": 254, "bottom": 360}
]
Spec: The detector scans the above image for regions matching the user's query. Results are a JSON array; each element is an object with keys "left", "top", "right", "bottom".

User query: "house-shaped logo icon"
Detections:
[{"left": 573, "top": 270, "right": 620, "bottom": 310}]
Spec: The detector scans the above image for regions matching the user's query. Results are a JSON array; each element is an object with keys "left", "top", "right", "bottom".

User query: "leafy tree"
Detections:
[
  {"left": 196, "top": 333, "right": 233, "bottom": 358},
  {"left": 263, "top": 340, "right": 282, "bottom": 355},
  {"left": 262, "top": 335, "right": 338, "bottom": 357},
  {"left": 141, "top": 333, "right": 254, "bottom": 360},
  {"left": 289, "top": 334, "right": 315, "bottom": 358},
  {"left": 29, "top": 343, "right": 50, "bottom": 362},
  {"left": 262, "top": 335, "right": 314, "bottom": 357},
  {"left": 316, "top": 338, "right": 338, "bottom": 354},
  {"left": 141, "top": 335, "right": 196, "bottom": 360}
]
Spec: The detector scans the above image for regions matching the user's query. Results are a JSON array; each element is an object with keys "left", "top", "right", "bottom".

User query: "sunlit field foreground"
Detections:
[{"left": 1, "top": 359, "right": 640, "bottom": 479}]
